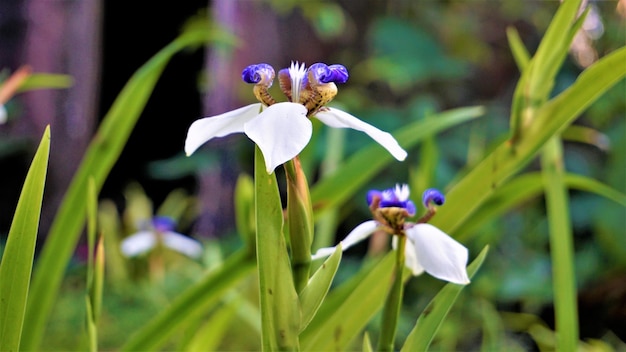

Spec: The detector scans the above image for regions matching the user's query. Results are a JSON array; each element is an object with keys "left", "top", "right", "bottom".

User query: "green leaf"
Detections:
[
  {"left": 300, "top": 253, "right": 395, "bottom": 351},
  {"left": 457, "top": 172, "right": 626, "bottom": 241},
  {"left": 21, "top": 33, "right": 211, "bottom": 351},
  {"left": 431, "top": 47, "right": 626, "bottom": 236},
  {"left": 234, "top": 174, "right": 256, "bottom": 245},
  {"left": 254, "top": 146, "right": 300, "bottom": 351},
  {"left": 17, "top": 73, "right": 74, "bottom": 92},
  {"left": 541, "top": 138, "right": 578, "bottom": 350},
  {"left": 506, "top": 26, "right": 530, "bottom": 71},
  {"left": 561, "top": 125, "right": 610, "bottom": 151},
  {"left": 401, "top": 246, "right": 489, "bottom": 352},
  {"left": 299, "top": 244, "right": 342, "bottom": 333},
  {"left": 509, "top": 0, "right": 584, "bottom": 143},
  {"left": 182, "top": 299, "right": 238, "bottom": 352},
  {"left": 121, "top": 250, "right": 255, "bottom": 351},
  {"left": 0, "top": 126, "right": 50, "bottom": 352},
  {"left": 311, "top": 106, "right": 484, "bottom": 213}
]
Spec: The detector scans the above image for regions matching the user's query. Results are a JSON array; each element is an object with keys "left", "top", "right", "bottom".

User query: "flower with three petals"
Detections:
[
  {"left": 185, "top": 61, "right": 407, "bottom": 173},
  {"left": 312, "top": 185, "right": 470, "bottom": 285},
  {"left": 120, "top": 216, "right": 203, "bottom": 259}
]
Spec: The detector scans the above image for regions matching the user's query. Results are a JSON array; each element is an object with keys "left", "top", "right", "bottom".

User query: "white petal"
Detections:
[
  {"left": 121, "top": 231, "right": 156, "bottom": 257},
  {"left": 0, "top": 104, "right": 7, "bottom": 124},
  {"left": 314, "top": 107, "right": 407, "bottom": 161},
  {"left": 244, "top": 102, "right": 311, "bottom": 173},
  {"left": 392, "top": 236, "right": 425, "bottom": 276},
  {"left": 185, "top": 103, "right": 262, "bottom": 156},
  {"left": 406, "top": 224, "right": 470, "bottom": 284},
  {"left": 162, "top": 231, "right": 203, "bottom": 258},
  {"left": 312, "top": 220, "right": 378, "bottom": 260}
]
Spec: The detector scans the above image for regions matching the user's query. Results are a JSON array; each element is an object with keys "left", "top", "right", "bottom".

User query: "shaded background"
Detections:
[{"left": 0, "top": 0, "right": 624, "bottom": 350}]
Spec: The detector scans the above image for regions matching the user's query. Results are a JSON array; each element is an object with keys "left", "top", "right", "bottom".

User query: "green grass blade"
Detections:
[
  {"left": 300, "top": 253, "right": 395, "bottom": 351},
  {"left": 311, "top": 106, "right": 484, "bottom": 213},
  {"left": 506, "top": 27, "right": 530, "bottom": 71},
  {"left": 0, "top": 126, "right": 50, "bottom": 352},
  {"left": 121, "top": 249, "right": 255, "bottom": 351},
  {"left": 401, "top": 246, "right": 489, "bottom": 352},
  {"left": 430, "top": 47, "right": 626, "bottom": 236},
  {"left": 254, "top": 146, "right": 300, "bottom": 351},
  {"left": 458, "top": 172, "right": 626, "bottom": 241},
  {"left": 299, "top": 244, "right": 342, "bottom": 333},
  {"left": 541, "top": 138, "right": 578, "bottom": 350},
  {"left": 21, "top": 33, "right": 209, "bottom": 351}
]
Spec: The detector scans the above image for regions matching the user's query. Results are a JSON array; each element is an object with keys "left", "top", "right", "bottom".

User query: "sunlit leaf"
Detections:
[
  {"left": 254, "top": 146, "right": 300, "bottom": 351},
  {"left": 0, "top": 126, "right": 50, "bottom": 352}
]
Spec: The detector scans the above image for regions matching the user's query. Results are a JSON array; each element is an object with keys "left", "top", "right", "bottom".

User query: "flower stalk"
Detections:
[
  {"left": 285, "top": 157, "right": 314, "bottom": 293},
  {"left": 377, "top": 234, "right": 407, "bottom": 352}
]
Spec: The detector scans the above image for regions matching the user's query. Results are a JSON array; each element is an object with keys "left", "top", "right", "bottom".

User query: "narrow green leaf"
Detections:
[
  {"left": 234, "top": 174, "right": 256, "bottom": 245},
  {"left": 300, "top": 253, "right": 395, "bottom": 351},
  {"left": 299, "top": 244, "right": 342, "bottom": 333},
  {"left": 21, "top": 33, "right": 209, "bottom": 351},
  {"left": 182, "top": 300, "right": 238, "bottom": 352},
  {"left": 401, "top": 246, "right": 489, "bottom": 352},
  {"left": 457, "top": 172, "right": 626, "bottom": 241},
  {"left": 311, "top": 106, "right": 484, "bottom": 213},
  {"left": 526, "top": 0, "right": 582, "bottom": 102},
  {"left": 85, "top": 177, "right": 100, "bottom": 352},
  {"left": 561, "top": 125, "right": 610, "bottom": 151},
  {"left": 431, "top": 47, "right": 626, "bottom": 236},
  {"left": 85, "top": 297, "right": 97, "bottom": 352},
  {"left": 0, "top": 126, "right": 50, "bottom": 352},
  {"left": 17, "top": 73, "right": 74, "bottom": 92},
  {"left": 506, "top": 26, "right": 530, "bottom": 71},
  {"left": 362, "top": 332, "right": 373, "bottom": 352},
  {"left": 254, "top": 146, "right": 300, "bottom": 351},
  {"left": 121, "top": 250, "right": 255, "bottom": 351},
  {"left": 509, "top": 0, "right": 584, "bottom": 143},
  {"left": 541, "top": 138, "right": 578, "bottom": 350}
]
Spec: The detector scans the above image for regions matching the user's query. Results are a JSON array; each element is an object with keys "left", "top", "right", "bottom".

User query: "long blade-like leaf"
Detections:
[
  {"left": 431, "top": 47, "right": 626, "bottom": 236},
  {"left": 0, "top": 126, "right": 50, "bottom": 351},
  {"left": 300, "top": 253, "right": 395, "bottom": 351},
  {"left": 121, "top": 249, "right": 255, "bottom": 351},
  {"left": 254, "top": 146, "right": 300, "bottom": 351}
]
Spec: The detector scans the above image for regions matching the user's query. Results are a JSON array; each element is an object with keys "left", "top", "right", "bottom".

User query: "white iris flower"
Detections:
[
  {"left": 120, "top": 216, "right": 203, "bottom": 259},
  {"left": 312, "top": 185, "right": 470, "bottom": 285},
  {"left": 185, "top": 62, "right": 407, "bottom": 173}
]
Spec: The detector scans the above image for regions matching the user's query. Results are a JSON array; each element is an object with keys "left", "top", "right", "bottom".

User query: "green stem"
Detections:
[
  {"left": 377, "top": 236, "right": 406, "bottom": 351},
  {"left": 541, "top": 137, "right": 579, "bottom": 351}
]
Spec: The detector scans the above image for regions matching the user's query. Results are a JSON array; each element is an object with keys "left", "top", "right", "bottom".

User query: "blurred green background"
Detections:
[{"left": 0, "top": 0, "right": 624, "bottom": 350}]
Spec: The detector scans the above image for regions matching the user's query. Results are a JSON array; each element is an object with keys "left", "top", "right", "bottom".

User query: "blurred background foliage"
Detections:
[{"left": 0, "top": 0, "right": 624, "bottom": 350}]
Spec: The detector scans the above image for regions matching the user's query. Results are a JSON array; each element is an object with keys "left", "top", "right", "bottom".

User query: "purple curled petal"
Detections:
[
  {"left": 308, "top": 63, "right": 333, "bottom": 83},
  {"left": 153, "top": 216, "right": 176, "bottom": 232},
  {"left": 422, "top": 188, "right": 445, "bottom": 207},
  {"left": 405, "top": 200, "right": 417, "bottom": 217},
  {"left": 367, "top": 190, "right": 383, "bottom": 206},
  {"left": 242, "top": 63, "right": 275, "bottom": 84},
  {"left": 328, "top": 64, "right": 349, "bottom": 84}
]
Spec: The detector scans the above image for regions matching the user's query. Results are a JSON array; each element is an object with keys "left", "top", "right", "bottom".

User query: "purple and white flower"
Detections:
[
  {"left": 185, "top": 61, "right": 407, "bottom": 173},
  {"left": 312, "top": 185, "right": 470, "bottom": 284},
  {"left": 120, "top": 216, "right": 203, "bottom": 259}
]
